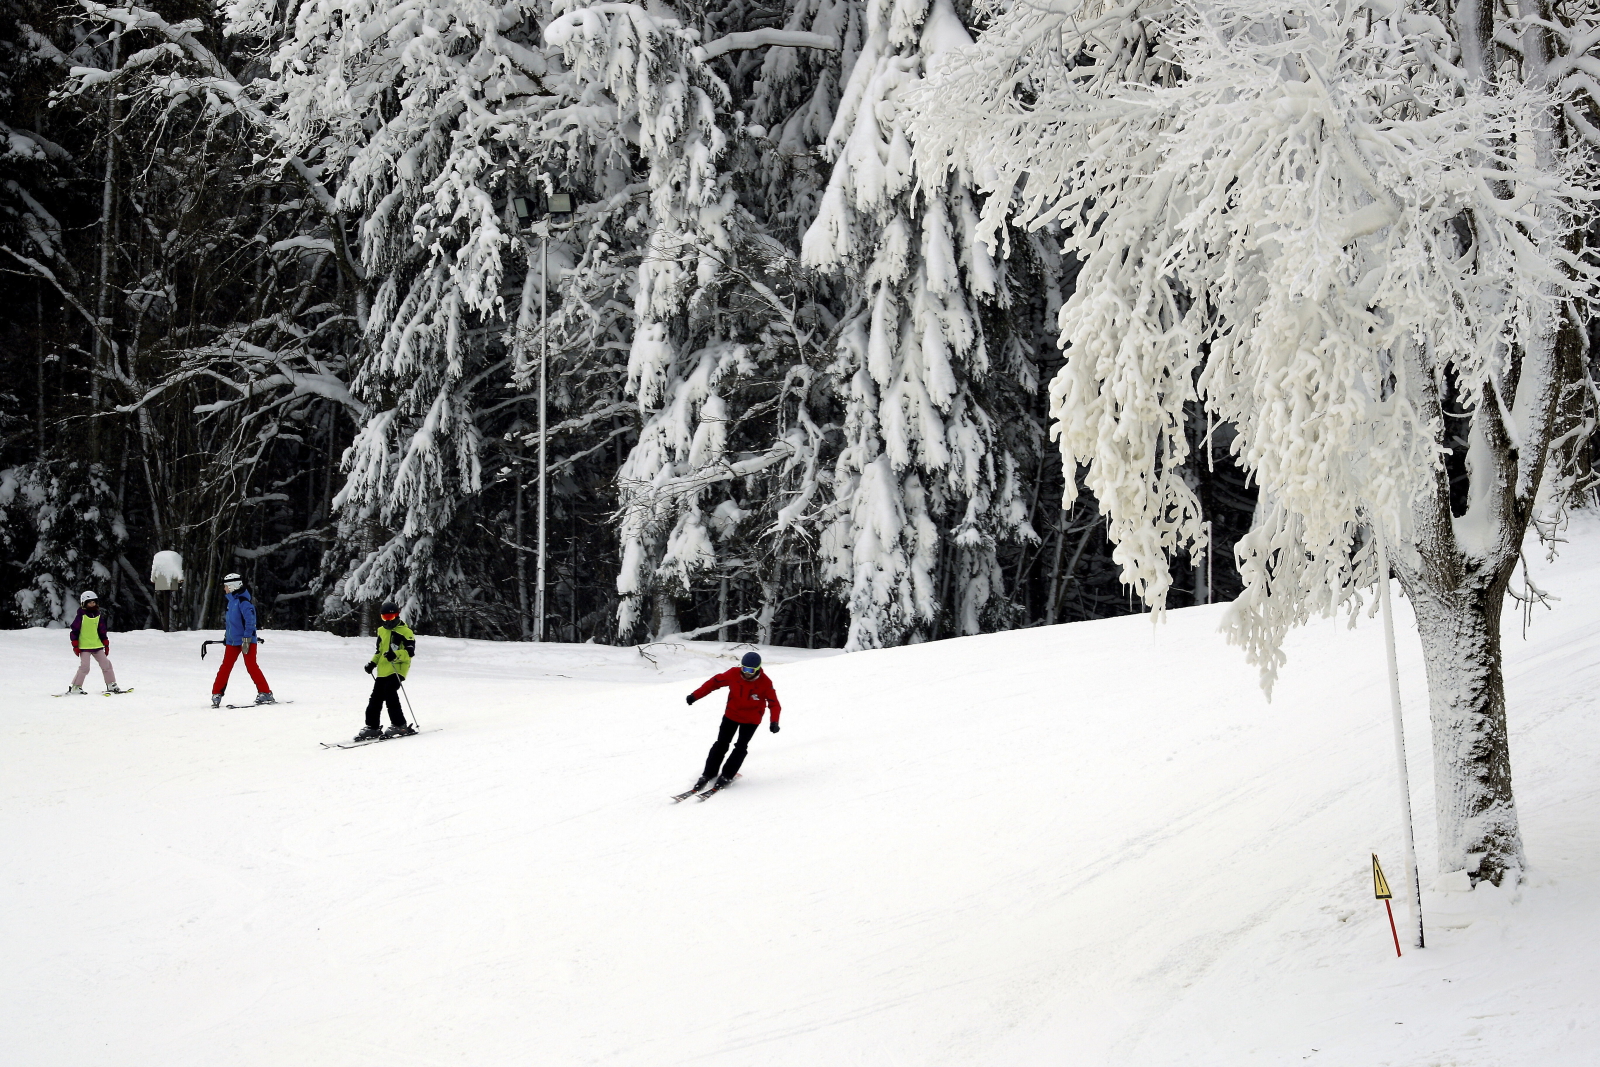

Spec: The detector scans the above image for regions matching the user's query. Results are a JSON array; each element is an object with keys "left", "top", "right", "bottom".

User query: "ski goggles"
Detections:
[
  {"left": 380, "top": 613, "right": 399, "bottom": 622},
  {"left": 740, "top": 666, "right": 761, "bottom": 679},
  {"left": 222, "top": 581, "right": 242, "bottom": 593}
]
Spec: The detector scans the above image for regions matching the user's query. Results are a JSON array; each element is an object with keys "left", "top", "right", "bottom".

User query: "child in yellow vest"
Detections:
[{"left": 66, "top": 590, "right": 124, "bottom": 694}]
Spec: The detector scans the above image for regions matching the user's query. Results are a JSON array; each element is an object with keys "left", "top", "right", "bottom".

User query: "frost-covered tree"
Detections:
[{"left": 909, "top": 0, "right": 1600, "bottom": 884}]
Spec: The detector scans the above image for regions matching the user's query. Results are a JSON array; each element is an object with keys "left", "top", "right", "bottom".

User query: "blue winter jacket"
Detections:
[{"left": 224, "top": 590, "right": 259, "bottom": 646}]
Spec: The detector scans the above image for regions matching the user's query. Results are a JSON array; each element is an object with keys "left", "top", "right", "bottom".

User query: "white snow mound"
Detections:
[{"left": 5, "top": 524, "right": 1599, "bottom": 1065}]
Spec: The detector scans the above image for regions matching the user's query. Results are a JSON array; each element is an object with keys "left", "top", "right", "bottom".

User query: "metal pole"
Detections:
[
  {"left": 535, "top": 229, "right": 548, "bottom": 642},
  {"left": 1205, "top": 411, "right": 1214, "bottom": 604},
  {"left": 400, "top": 681, "right": 420, "bottom": 730},
  {"left": 1373, "top": 521, "right": 1425, "bottom": 949}
]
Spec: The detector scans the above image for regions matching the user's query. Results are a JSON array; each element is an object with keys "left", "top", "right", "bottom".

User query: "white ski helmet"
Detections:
[
  {"left": 222, "top": 572, "right": 243, "bottom": 593},
  {"left": 79, "top": 590, "right": 98, "bottom": 604}
]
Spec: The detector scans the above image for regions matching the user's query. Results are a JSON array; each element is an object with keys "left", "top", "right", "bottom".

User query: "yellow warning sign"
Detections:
[{"left": 1372, "top": 854, "right": 1393, "bottom": 900}]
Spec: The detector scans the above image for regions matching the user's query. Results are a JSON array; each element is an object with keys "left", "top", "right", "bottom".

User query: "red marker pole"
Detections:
[
  {"left": 1372, "top": 854, "right": 1402, "bottom": 958},
  {"left": 1384, "top": 898, "right": 1402, "bottom": 958}
]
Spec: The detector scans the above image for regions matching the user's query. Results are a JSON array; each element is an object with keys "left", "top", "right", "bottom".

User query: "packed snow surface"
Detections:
[{"left": 7, "top": 529, "right": 1600, "bottom": 1065}]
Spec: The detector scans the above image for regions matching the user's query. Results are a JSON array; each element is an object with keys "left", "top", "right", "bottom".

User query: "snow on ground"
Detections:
[{"left": 5, "top": 526, "right": 1599, "bottom": 1066}]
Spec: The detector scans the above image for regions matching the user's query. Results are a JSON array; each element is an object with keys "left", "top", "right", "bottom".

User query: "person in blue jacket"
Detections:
[{"left": 211, "top": 572, "right": 275, "bottom": 707}]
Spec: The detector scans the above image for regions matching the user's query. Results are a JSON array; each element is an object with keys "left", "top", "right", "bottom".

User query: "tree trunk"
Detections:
[
  {"left": 91, "top": 35, "right": 119, "bottom": 459},
  {"left": 756, "top": 575, "right": 778, "bottom": 646},
  {"left": 1401, "top": 570, "right": 1524, "bottom": 885},
  {"left": 718, "top": 576, "right": 729, "bottom": 642},
  {"left": 653, "top": 592, "right": 680, "bottom": 640},
  {"left": 1045, "top": 507, "right": 1068, "bottom": 625}
]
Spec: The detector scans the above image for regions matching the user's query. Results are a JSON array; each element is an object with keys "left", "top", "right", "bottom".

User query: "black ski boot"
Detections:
[
  {"left": 696, "top": 774, "right": 738, "bottom": 800},
  {"left": 353, "top": 725, "right": 384, "bottom": 742},
  {"left": 384, "top": 723, "right": 417, "bottom": 738},
  {"left": 672, "top": 776, "right": 713, "bottom": 802}
]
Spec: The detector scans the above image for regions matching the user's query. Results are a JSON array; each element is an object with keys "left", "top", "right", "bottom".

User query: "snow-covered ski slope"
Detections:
[{"left": 6, "top": 532, "right": 1599, "bottom": 1066}]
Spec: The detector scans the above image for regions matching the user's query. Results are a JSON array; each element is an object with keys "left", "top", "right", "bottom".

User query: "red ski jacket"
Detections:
[{"left": 691, "top": 667, "right": 781, "bottom": 726}]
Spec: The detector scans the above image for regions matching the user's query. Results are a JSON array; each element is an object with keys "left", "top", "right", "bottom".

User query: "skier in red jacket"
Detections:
[{"left": 682, "top": 651, "right": 781, "bottom": 795}]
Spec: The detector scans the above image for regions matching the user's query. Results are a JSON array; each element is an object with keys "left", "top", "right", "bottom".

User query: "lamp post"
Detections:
[
  {"left": 512, "top": 187, "right": 574, "bottom": 642},
  {"left": 1373, "top": 520, "right": 1425, "bottom": 949}
]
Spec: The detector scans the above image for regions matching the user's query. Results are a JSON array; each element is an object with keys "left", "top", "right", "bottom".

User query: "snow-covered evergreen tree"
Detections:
[
  {"left": 224, "top": 0, "right": 545, "bottom": 621},
  {"left": 549, "top": 2, "right": 843, "bottom": 642},
  {"left": 0, "top": 459, "right": 127, "bottom": 625},
  {"left": 801, "top": 0, "right": 1037, "bottom": 650}
]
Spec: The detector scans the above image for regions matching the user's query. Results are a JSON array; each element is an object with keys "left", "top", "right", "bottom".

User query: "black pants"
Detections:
[
  {"left": 703, "top": 716, "right": 759, "bottom": 779},
  {"left": 365, "top": 674, "right": 406, "bottom": 728}
]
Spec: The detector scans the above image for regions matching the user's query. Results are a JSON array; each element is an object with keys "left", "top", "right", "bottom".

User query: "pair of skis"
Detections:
[
  {"left": 320, "top": 728, "right": 437, "bottom": 750},
  {"left": 671, "top": 773, "right": 741, "bottom": 803},
  {"left": 52, "top": 688, "right": 135, "bottom": 697}
]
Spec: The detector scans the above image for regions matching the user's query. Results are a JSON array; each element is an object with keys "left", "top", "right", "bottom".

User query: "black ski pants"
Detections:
[
  {"left": 365, "top": 674, "right": 406, "bottom": 728},
  {"left": 703, "top": 716, "right": 759, "bottom": 779}
]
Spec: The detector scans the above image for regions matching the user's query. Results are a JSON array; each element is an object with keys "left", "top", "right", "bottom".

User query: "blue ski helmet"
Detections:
[{"left": 740, "top": 651, "right": 762, "bottom": 671}]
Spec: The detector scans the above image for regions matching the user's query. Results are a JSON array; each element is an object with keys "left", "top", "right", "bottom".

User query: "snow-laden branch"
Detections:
[
  {"left": 696, "top": 29, "right": 840, "bottom": 62},
  {"left": 233, "top": 528, "right": 331, "bottom": 560},
  {"left": 189, "top": 368, "right": 367, "bottom": 418},
  {"left": 617, "top": 445, "right": 796, "bottom": 519},
  {"left": 667, "top": 610, "right": 763, "bottom": 641}
]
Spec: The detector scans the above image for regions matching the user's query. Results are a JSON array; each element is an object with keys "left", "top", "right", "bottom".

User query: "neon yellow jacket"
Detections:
[{"left": 370, "top": 621, "right": 416, "bottom": 679}]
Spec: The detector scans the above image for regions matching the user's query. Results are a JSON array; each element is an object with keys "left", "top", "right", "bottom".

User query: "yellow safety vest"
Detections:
[{"left": 78, "top": 614, "right": 105, "bottom": 650}]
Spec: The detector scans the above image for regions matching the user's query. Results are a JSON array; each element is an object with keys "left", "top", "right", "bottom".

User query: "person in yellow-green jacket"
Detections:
[
  {"left": 66, "top": 590, "right": 126, "bottom": 694},
  {"left": 353, "top": 600, "right": 417, "bottom": 741}
]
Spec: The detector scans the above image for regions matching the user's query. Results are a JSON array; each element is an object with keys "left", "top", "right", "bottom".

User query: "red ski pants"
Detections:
[{"left": 213, "top": 642, "right": 270, "bottom": 696}]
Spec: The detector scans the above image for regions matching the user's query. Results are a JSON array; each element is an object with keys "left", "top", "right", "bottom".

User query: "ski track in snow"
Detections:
[{"left": 5, "top": 528, "right": 1600, "bottom": 1065}]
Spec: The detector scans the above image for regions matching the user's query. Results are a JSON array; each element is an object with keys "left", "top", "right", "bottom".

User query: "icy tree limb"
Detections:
[
  {"left": 697, "top": 30, "right": 839, "bottom": 62},
  {"left": 1, "top": 244, "right": 113, "bottom": 351},
  {"left": 73, "top": 3, "right": 360, "bottom": 279},
  {"left": 233, "top": 528, "right": 331, "bottom": 559},
  {"left": 669, "top": 610, "right": 762, "bottom": 641}
]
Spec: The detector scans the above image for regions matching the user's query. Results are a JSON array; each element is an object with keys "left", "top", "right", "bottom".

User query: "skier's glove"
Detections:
[
  {"left": 364, "top": 661, "right": 375, "bottom": 675},
  {"left": 770, "top": 723, "right": 780, "bottom": 734},
  {"left": 685, "top": 694, "right": 696, "bottom": 705},
  {"left": 71, "top": 642, "right": 80, "bottom": 655},
  {"left": 384, "top": 650, "right": 396, "bottom": 661}
]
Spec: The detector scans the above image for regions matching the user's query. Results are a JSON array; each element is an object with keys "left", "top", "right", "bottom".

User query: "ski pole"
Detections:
[
  {"left": 201, "top": 637, "right": 264, "bottom": 659},
  {"left": 399, "top": 681, "right": 421, "bottom": 730}
]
